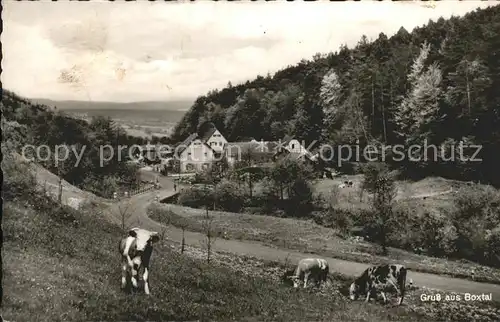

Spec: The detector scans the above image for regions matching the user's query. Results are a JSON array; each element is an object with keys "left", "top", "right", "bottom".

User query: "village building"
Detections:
[
  {"left": 172, "top": 121, "right": 325, "bottom": 173},
  {"left": 225, "top": 141, "right": 276, "bottom": 168}
]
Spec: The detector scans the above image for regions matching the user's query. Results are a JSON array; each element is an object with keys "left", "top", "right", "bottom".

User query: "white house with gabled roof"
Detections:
[
  {"left": 176, "top": 133, "right": 217, "bottom": 173},
  {"left": 202, "top": 128, "right": 228, "bottom": 153}
]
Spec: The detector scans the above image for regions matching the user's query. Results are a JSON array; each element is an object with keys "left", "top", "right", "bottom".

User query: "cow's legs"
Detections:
[
  {"left": 121, "top": 262, "right": 128, "bottom": 289},
  {"left": 380, "top": 291, "right": 387, "bottom": 304},
  {"left": 389, "top": 279, "right": 404, "bottom": 306},
  {"left": 143, "top": 267, "right": 150, "bottom": 295},
  {"left": 131, "top": 264, "right": 139, "bottom": 288},
  {"left": 397, "top": 285, "right": 405, "bottom": 306},
  {"left": 365, "top": 286, "right": 373, "bottom": 303},
  {"left": 303, "top": 273, "right": 310, "bottom": 288},
  {"left": 365, "top": 290, "right": 371, "bottom": 302},
  {"left": 321, "top": 271, "right": 328, "bottom": 285}
]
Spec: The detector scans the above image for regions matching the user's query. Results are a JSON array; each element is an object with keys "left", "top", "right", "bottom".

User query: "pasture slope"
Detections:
[
  {"left": 4, "top": 164, "right": 500, "bottom": 321},
  {"left": 27, "top": 165, "right": 500, "bottom": 297},
  {"left": 4, "top": 178, "right": 440, "bottom": 321},
  {"left": 111, "top": 190, "right": 500, "bottom": 303}
]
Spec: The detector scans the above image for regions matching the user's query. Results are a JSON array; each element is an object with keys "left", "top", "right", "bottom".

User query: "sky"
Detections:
[{"left": 2, "top": 0, "right": 497, "bottom": 103}]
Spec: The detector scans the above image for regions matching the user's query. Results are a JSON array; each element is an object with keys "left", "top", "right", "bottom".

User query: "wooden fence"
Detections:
[
  {"left": 113, "top": 184, "right": 158, "bottom": 200},
  {"left": 129, "top": 184, "right": 157, "bottom": 196}
]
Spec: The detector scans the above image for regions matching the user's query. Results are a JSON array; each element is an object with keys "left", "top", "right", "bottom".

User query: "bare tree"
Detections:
[
  {"left": 159, "top": 226, "right": 168, "bottom": 241},
  {"left": 201, "top": 206, "right": 217, "bottom": 264},
  {"left": 56, "top": 159, "right": 65, "bottom": 205},
  {"left": 118, "top": 199, "right": 134, "bottom": 232},
  {"left": 179, "top": 222, "right": 187, "bottom": 254}
]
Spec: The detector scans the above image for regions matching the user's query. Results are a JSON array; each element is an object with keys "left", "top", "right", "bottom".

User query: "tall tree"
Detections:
[{"left": 319, "top": 68, "right": 342, "bottom": 140}]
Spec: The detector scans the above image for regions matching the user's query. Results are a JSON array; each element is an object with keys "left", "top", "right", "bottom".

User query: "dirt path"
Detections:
[{"left": 107, "top": 185, "right": 500, "bottom": 303}]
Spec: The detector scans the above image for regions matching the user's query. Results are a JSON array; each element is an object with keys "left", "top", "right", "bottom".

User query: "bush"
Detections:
[
  {"left": 177, "top": 186, "right": 214, "bottom": 209},
  {"left": 2, "top": 152, "right": 38, "bottom": 201},
  {"left": 214, "top": 180, "right": 246, "bottom": 212},
  {"left": 451, "top": 185, "right": 500, "bottom": 266},
  {"left": 485, "top": 226, "right": 500, "bottom": 266},
  {"left": 357, "top": 162, "right": 390, "bottom": 193},
  {"left": 326, "top": 209, "right": 353, "bottom": 237},
  {"left": 285, "top": 178, "right": 314, "bottom": 217}
]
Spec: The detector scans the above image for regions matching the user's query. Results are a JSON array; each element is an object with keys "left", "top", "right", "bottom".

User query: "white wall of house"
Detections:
[
  {"left": 179, "top": 139, "right": 216, "bottom": 172},
  {"left": 205, "top": 130, "right": 228, "bottom": 152}
]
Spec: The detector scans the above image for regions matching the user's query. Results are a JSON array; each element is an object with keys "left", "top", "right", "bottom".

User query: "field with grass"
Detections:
[
  {"left": 0, "top": 198, "right": 428, "bottom": 321},
  {"left": 61, "top": 107, "right": 187, "bottom": 139},
  {"left": 313, "top": 175, "right": 463, "bottom": 212},
  {"left": 149, "top": 198, "right": 500, "bottom": 285},
  {"left": 4, "top": 195, "right": 500, "bottom": 322},
  {"left": 4, "top": 151, "right": 500, "bottom": 321}
]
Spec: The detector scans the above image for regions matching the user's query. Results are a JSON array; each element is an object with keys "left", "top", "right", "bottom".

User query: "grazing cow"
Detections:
[
  {"left": 338, "top": 183, "right": 346, "bottom": 189},
  {"left": 349, "top": 264, "right": 407, "bottom": 305},
  {"left": 288, "top": 258, "right": 329, "bottom": 288},
  {"left": 119, "top": 228, "right": 160, "bottom": 295}
]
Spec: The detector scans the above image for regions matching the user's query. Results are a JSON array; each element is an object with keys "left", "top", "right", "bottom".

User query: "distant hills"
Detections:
[{"left": 32, "top": 99, "right": 194, "bottom": 111}]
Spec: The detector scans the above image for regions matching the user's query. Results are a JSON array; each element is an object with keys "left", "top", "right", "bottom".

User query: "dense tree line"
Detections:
[
  {"left": 2, "top": 90, "right": 149, "bottom": 197},
  {"left": 172, "top": 5, "right": 500, "bottom": 186}
]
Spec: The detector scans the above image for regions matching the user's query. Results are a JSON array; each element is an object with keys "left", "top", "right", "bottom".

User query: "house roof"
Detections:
[
  {"left": 139, "top": 144, "right": 172, "bottom": 151},
  {"left": 225, "top": 141, "right": 280, "bottom": 158},
  {"left": 281, "top": 135, "right": 293, "bottom": 146},
  {"left": 274, "top": 149, "right": 314, "bottom": 162},
  {"left": 199, "top": 127, "right": 218, "bottom": 142},
  {"left": 256, "top": 141, "right": 280, "bottom": 153},
  {"left": 225, "top": 141, "right": 260, "bottom": 157},
  {"left": 176, "top": 133, "right": 198, "bottom": 154}
]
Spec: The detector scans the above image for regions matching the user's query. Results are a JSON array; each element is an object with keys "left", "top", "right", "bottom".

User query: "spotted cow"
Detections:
[
  {"left": 119, "top": 228, "right": 160, "bottom": 295},
  {"left": 349, "top": 264, "right": 407, "bottom": 305}
]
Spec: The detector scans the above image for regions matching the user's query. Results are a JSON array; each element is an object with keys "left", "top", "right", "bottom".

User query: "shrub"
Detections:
[
  {"left": 357, "top": 162, "right": 390, "bottom": 193},
  {"left": 214, "top": 179, "right": 246, "bottom": 212},
  {"left": 328, "top": 209, "right": 353, "bottom": 237},
  {"left": 2, "top": 152, "right": 38, "bottom": 201},
  {"left": 438, "top": 223, "right": 459, "bottom": 256},
  {"left": 285, "top": 177, "right": 314, "bottom": 217},
  {"left": 451, "top": 185, "right": 500, "bottom": 265},
  {"left": 485, "top": 226, "right": 500, "bottom": 267},
  {"left": 177, "top": 186, "right": 214, "bottom": 209}
]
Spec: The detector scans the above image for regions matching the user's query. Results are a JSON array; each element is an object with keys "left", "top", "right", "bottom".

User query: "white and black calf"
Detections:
[
  {"left": 349, "top": 264, "right": 407, "bottom": 305},
  {"left": 288, "top": 258, "right": 329, "bottom": 288},
  {"left": 119, "top": 228, "right": 160, "bottom": 295}
]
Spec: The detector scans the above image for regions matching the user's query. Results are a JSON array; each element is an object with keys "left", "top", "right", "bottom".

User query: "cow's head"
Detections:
[
  {"left": 128, "top": 228, "right": 160, "bottom": 251},
  {"left": 349, "top": 282, "right": 359, "bottom": 300},
  {"left": 290, "top": 276, "right": 300, "bottom": 288}
]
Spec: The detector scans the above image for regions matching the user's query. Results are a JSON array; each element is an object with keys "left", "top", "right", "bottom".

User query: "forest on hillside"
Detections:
[
  {"left": 172, "top": 5, "right": 500, "bottom": 186},
  {"left": 2, "top": 90, "right": 151, "bottom": 197}
]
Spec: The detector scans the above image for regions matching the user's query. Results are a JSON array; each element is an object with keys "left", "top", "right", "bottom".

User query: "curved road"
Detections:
[{"left": 106, "top": 176, "right": 500, "bottom": 303}]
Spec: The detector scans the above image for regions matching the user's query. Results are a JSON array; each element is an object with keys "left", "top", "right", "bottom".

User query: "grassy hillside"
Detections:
[
  {"left": 3, "top": 153, "right": 500, "bottom": 321},
  {"left": 2, "top": 90, "right": 149, "bottom": 198},
  {"left": 1, "top": 152, "right": 425, "bottom": 322},
  {"left": 172, "top": 4, "right": 500, "bottom": 187}
]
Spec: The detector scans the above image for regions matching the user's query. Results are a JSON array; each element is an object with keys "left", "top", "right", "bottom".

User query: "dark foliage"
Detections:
[
  {"left": 2, "top": 90, "right": 145, "bottom": 197},
  {"left": 171, "top": 5, "right": 500, "bottom": 187}
]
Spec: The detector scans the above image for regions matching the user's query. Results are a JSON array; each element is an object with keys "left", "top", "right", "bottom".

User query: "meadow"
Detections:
[
  {"left": 4, "top": 152, "right": 500, "bottom": 321},
  {"left": 0, "top": 192, "right": 430, "bottom": 321},
  {"left": 63, "top": 108, "right": 187, "bottom": 139},
  {"left": 4, "top": 195, "right": 500, "bottom": 322},
  {"left": 150, "top": 175, "right": 500, "bottom": 285}
]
